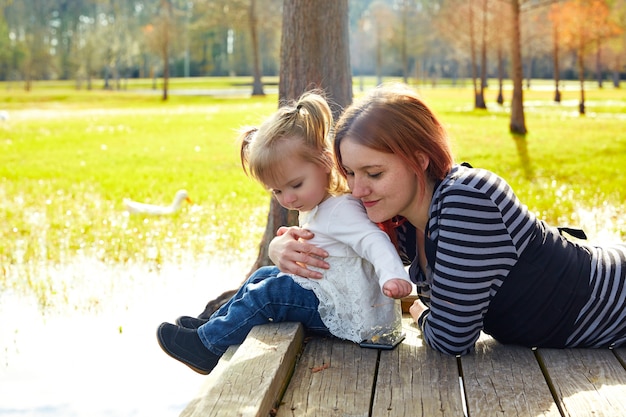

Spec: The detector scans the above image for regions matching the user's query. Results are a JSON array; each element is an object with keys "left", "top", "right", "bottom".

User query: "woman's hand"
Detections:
[
  {"left": 409, "top": 299, "right": 428, "bottom": 325},
  {"left": 382, "top": 278, "right": 413, "bottom": 299},
  {"left": 268, "top": 226, "right": 329, "bottom": 279}
]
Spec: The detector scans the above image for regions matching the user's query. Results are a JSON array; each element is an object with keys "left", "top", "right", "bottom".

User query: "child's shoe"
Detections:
[
  {"left": 156, "top": 323, "right": 219, "bottom": 374},
  {"left": 175, "top": 316, "right": 209, "bottom": 329}
]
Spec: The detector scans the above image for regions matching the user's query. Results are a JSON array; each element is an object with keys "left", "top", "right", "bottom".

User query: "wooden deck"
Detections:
[{"left": 181, "top": 314, "right": 626, "bottom": 417}]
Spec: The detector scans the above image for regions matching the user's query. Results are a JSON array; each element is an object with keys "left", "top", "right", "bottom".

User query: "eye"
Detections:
[
  {"left": 271, "top": 189, "right": 282, "bottom": 196},
  {"left": 368, "top": 171, "right": 382, "bottom": 178},
  {"left": 343, "top": 167, "right": 354, "bottom": 177},
  {"left": 292, "top": 182, "right": 303, "bottom": 189}
]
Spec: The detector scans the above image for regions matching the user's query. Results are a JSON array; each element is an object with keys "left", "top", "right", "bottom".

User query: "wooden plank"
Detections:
[
  {"left": 371, "top": 317, "right": 464, "bottom": 416},
  {"left": 276, "top": 336, "right": 378, "bottom": 417},
  {"left": 613, "top": 347, "right": 626, "bottom": 370},
  {"left": 180, "top": 322, "right": 304, "bottom": 417},
  {"left": 461, "top": 335, "right": 560, "bottom": 417},
  {"left": 538, "top": 348, "right": 626, "bottom": 417}
]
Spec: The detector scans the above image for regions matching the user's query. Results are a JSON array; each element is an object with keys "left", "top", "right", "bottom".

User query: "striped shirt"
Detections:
[{"left": 412, "top": 165, "right": 626, "bottom": 355}]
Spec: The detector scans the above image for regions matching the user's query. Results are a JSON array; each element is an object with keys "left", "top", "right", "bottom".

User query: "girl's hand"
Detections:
[
  {"left": 382, "top": 278, "right": 413, "bottom": 299},
  {"left": 409, "top": 299, "right": 428, "bottom": 325},
  {"left": 269, "top": 226, "right": 329, "bottom": 279}
]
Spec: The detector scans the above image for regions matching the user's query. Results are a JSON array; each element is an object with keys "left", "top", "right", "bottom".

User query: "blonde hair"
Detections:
[{"left": 240, "top": 91, "right": 348, "bottom": 195}]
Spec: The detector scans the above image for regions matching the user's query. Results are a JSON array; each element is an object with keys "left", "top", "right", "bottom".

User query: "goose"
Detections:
[{"left": 124, "top": 189, "right": 192, "bottom": 215}]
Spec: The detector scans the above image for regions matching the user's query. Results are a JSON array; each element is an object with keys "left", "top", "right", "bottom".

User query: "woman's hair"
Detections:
[
  {"left": 334, "top": 83, "right": 454, "bottom": 195},
  {"left": 240, "top": 91, "right": 348, "bottom": 195}
]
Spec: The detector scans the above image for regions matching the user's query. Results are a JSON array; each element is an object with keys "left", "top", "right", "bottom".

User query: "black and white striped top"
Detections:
[{"left": 412, "top": 164, "right": 626, "bottom": 355}]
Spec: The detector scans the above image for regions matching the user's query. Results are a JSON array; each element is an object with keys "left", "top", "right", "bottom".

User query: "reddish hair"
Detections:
[{"left": 334, "top": 83, "right": 454, "bottom": 202}]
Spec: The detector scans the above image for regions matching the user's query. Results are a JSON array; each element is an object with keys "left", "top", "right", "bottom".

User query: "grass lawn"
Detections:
[{"left": 1, "top": 76, "right": 625, "bottom": 309}]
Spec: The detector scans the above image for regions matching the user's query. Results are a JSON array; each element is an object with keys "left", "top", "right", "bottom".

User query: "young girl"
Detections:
[{"left": 157, "top": 91, "right": 413, "bottom": 374}]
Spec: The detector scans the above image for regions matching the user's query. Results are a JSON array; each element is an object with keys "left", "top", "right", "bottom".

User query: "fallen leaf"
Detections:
[{"left": 311, "top": 362, "right": 330, "bottom": 373}]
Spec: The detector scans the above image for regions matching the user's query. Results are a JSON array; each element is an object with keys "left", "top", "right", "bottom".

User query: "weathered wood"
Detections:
[
  {"left": 276, "top": 336, "right": 378, "bottom": 417},
  {"left": 371, "top": 318, "right": 464, "bottom": 416},
  {"left": 613, "top": 347, "right": 626, "bottom": 369},
  {"left": 180, "top": 322, "right": 304, "bottom": 417},
  {"left": 537, "top": 348, "right": 626, "bottom": 417},
  {"left": 462, "top": 334, "right": 560, "bottom": 416}
]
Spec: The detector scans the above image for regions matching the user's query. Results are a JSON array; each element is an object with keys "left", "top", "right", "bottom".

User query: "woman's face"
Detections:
[{"left": 339, "top": 137, "right": 422, "bottom": 224}]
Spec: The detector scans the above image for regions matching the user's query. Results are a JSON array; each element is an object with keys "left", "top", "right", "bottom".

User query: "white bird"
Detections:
[{"left": 124, "top": 189, "right": 192, "bottom": 215}]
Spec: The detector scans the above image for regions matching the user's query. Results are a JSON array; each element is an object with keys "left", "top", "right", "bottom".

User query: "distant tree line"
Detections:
[{"left": 0, "top": 0, "right": 624, "bottom": 96}]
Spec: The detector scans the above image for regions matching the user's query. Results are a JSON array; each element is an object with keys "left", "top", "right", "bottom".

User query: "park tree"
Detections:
[
  {"left": 200, "top": 0, "right": 352, "bottom": 317},
  {"left": 605, "top": 0, "right": 626, "bottom": 87},
  {"left": 552, "top": 0, "right": 622, "bottom": 114},
  {"left": 549, "top": 1, "right": 563, "bottom": 102},
  {"left": 436, "top": 0, "right": 488, "bottom": 109},
  {"left": 509, "top": 0, "right": 526, "bottom": 134},
  {"left": 492, "top": 0, "right": 512, "bottom": 105},
  {"left": 6, "top": 0, "right": 57, "bottom": 90}
]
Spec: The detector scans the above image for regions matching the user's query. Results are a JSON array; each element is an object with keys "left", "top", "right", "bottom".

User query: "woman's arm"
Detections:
[{"left": 268, "top": 226, "right": 330, "bottom": 279}]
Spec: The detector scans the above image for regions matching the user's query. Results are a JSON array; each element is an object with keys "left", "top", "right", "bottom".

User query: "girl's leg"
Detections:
[
  {"left": 157, "top": 266, "right": 327, "bottom": 374},
  {"left": 198, "top": 268, "right": 328, "bottom": 355},
  {"left": 174, "top": 266, "right": 281, "bottom": 329},
  {"left": 211, "top": 266, "right": 281, "bottom": 319}
]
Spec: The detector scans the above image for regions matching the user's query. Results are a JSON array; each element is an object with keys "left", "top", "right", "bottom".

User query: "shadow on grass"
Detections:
[{"left": 512, "top": 133, "right": 534, "bottom": 180}]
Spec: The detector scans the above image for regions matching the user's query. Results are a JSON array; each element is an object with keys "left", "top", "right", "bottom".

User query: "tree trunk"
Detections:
[
  {"left": 509, "top": 0, "right": 527, "bottom": 135},
  {"left": 469, "top": 0, "right": 479, "bottom": 108},
  {"left": 595, "top": 39, "right": 603, "bottom": 89},
  {"left": 578, "top": 46, "right": 586, "bottom": 115},
  {"left": 161, "top": 0, "right": 172, "bottom": 101},
  {"left": 476, "top": 0, "right": 488, "bottom": 110},
  {"left": 552, "top": 9, "right": 561, "bottom": 103},
  {"left": 199, "top": 0, "right": 353, "bottom": 318},
  {"left": 496, "top": 45, "right": 504, "bottom": 105},
  {"left": 249, "top": 0, "right": 265, "bottom": 96}
]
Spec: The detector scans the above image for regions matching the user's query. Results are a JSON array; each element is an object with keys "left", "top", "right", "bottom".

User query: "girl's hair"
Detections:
[
  {"left": 240, "top": 91, "right": 348, "bottom": 195},
  {"left": 333, "top": 83, "right": 454, "bottom": 198}
]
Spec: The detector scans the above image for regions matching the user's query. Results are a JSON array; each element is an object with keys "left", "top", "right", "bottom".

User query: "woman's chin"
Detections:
[{"left": 364, "top": 209, "right": 388, "bottom": 224}]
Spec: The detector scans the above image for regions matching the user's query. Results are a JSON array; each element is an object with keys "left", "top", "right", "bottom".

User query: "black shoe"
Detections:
[
  {"left": 175, "top": 315, "right": 209, "bottom": 330},
  {"left": 156, "top": 323, "right": 220, "bottom": 375}
]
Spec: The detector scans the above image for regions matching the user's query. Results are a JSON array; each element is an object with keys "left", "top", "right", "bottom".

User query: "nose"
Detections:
[
  {"left": 282, "top": 191, "right": 297, "bottom": 205},
  {"left": 349, "top": 175, "right": 370, "bottom": 199}
]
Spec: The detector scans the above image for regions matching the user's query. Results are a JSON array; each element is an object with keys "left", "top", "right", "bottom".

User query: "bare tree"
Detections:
[
  {"left": 199, "top": 0, "right": 352, "bottom": 318},
  {"left": 555, "top": 0, "right": 621, "bottom": 115},
  {"left": 549, "top": 2, "right": 562, "bottom": 102},
  {"left": 510, "top": 0, "right": 527, "bottom": 134},
  {"left": 249, "top": 0, "right": 264, "bottom": 95}
]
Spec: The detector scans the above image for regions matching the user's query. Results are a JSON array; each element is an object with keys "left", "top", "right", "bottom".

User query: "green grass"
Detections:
[{"left": 1, "top": 76, "right": 625, "bottom": 309}]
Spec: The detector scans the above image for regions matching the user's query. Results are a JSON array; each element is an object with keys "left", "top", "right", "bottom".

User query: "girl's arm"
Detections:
[{"left": 268, "top": 226, "right": 330, "bottom": 279}]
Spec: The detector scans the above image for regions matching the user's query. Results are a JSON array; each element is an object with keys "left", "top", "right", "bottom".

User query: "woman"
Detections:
[{"left": 269, "top": 83, "right": 626, "bottom": 356}]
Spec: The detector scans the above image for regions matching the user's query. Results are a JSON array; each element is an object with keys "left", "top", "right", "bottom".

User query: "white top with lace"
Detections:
[{"left": 288, "top": 194, "right": 411, "bottom": 343}]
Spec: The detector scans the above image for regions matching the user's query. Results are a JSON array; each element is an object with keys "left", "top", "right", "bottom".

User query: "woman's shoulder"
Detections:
[{"left": 440, "top": 163, "right": 513, "bottom": 196}]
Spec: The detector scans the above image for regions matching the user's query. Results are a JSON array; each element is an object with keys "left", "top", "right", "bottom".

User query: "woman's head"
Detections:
[
  {"left": 334, "top": 83, "right": 453, "bottom": 184},
  {"left": 240, "top": 91, "right": 348, "bottom": 211},
  {"left": 333, "top": 84, "right": 454, "bottom": 223}
]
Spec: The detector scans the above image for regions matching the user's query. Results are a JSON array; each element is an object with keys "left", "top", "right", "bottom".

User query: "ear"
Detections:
[{"left": 415, "top": 152, "right": 430, "bottom": 172}]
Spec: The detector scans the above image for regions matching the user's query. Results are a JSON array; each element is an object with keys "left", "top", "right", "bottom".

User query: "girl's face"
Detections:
[
  {"left": 264, "top": 155, "right": 330, "bottom": 212},
  {"left": 339, "top": 138, "right": 423, "bottom": 224}
]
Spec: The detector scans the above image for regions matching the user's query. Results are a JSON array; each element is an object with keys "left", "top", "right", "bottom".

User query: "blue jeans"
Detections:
[{"left": 197, "top": 266, "right": 330, "bottom": 355}]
